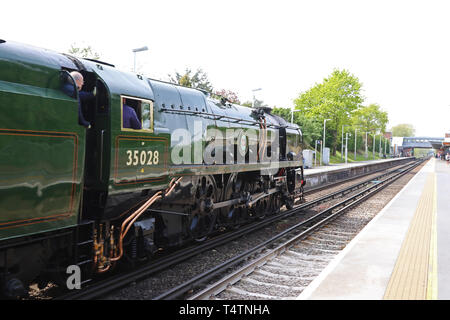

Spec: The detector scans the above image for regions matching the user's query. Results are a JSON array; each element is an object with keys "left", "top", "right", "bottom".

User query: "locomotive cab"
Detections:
[{"left": 77, "top": 60, "right": 172, "bottom": 222}]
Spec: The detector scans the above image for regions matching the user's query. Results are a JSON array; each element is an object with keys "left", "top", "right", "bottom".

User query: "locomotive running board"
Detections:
[
  {"left": 149, "top": 188, "right": 281, "bottom": 214},
  {"left": 212, "top": 187, "right": 279, "bottom": 210},
  {"left": 148, "top": 209, "right": 189, "bottom": 216}
]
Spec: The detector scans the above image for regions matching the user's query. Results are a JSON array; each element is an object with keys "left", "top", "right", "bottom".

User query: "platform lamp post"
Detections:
[
  {"left": 321, "top": 119, "right": 331, "bottom": 166},
  {"left": 252, "top": 88, "right": 262, "bottom": 108},
  {"left": 291, "top": 109, "right": 301, "bottom": 125},
  {"left": 379, "top": 133, "right": 383, "bottom": 158},
  {"left": 345, "top": 132, "right": 351, "bottom": 164},
  {"left": 364, "top": 132, "right": 369, "bottom": 159},
  {"left": 354, "top": 128, "right": 358, "bottom": 161},
  {"left": 373, "top": 132, "right": 376, "bottom": 160},
  {"left": 132, "top": 46, "right": 148, "bottom": 73},
  {"left": 341, "top": 124, "right": 349, "bottom": 161},
  {"left": 373, "top": 129, "right": 382, "bottom": 160}
]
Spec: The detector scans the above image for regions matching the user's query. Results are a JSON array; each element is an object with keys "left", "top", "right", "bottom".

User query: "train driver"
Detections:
[
  {"left": 62, "top": 71, "right": 95, "bottom": 128},
  {"left": 122, "top": 98, "right": 142, "bottom": 130}
]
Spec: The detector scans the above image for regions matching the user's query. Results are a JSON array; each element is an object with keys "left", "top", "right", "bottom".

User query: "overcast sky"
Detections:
[{"left": 2, "top": 0, "right": 450, "bottom": 137}]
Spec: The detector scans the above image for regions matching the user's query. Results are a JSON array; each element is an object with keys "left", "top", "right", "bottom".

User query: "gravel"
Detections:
[{"left": 103, "top": 161, "right": 423, "bottom": 300}]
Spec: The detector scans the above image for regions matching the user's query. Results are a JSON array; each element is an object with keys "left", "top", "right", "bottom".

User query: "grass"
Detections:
[
  {"left": 330, "top": 150, "right": 385, "bottom": 164},
  {"left": 309, "top": 150, "right": 387, "bottom": 167}
]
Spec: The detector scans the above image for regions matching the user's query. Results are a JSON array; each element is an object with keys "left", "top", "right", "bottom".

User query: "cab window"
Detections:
[
  {"left": 121, "top": 95, "right": 154, "bottom": 132},
  {"left": 141, "top": 100, "right": 152, "bottom": 129}
]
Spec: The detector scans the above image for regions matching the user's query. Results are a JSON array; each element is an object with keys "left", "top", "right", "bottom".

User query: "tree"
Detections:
[
  {"left": 67, "top": 43, "right": 100, "bottom": 60},
  {"left": 391, "top": 124, "right": 415, "bottom": 137},
  {"left": 214, "top": 89, "right": 241, "bottom": 104},
  {"left": 352, "top": 103, "right": 389, "bottom": 134},
  {"left": 293, "top": 69, "right": 364, "bottom": 155},
  {"left": 271, "top": 107, "right": 290, "bottom": 121},
  {"left": 272, "top": 107, "right": 322, "bottom": 148},
  {"left": 168, "top": 68, "right": 213, "bottom": 92},
  {"left": 241, "top": 99, "right": 268, "bottom": 108}
]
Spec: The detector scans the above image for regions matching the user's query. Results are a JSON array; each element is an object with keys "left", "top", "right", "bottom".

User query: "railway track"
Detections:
[
  {"left": 156, "top": 158, "right": 425, "bottom": 300},
  {"left": 54, "top": 158, "right": 424, "bottom": 300}
]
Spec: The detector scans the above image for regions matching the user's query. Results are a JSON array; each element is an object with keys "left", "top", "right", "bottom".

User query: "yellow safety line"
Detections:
[
  {"left": 384, "top": 171, "right": 436, "bottom": 300},
  {"left": 426, "top": 172, "right": 438, "bottom": 299}
]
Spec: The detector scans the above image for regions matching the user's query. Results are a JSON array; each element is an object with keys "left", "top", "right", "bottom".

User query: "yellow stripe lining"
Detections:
[{"left": 384, "top": 172, "right": 437, "bottom": 299}]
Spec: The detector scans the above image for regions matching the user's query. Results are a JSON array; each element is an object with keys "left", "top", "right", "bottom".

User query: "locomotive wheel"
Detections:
[
  {"left": 220, "top": 173, "right": 250, "bottom": 228},
  {"left": 254, "top": 197, "right": 270, "bottom": 219},
  {"left": 219, "top": 173, "right": 239, "bottom": 227},
  {"left": 284, "top": 195, "right": 295, "bottom": 210},
  {"left": 188, "top": 176, "right": 218, "bottom": 242},
  {"left": 270, "top": 193, "right": 282, "bottom": 214}
]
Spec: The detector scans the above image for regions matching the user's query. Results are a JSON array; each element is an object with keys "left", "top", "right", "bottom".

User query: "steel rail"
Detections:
[
  {"left": 156, "top": 158, "right": 425, "bottom": 300},
  {"left": 57, "top": 158, "right": 422, "bottom": 300},
  {"left": 303, "top": 158, "right": 414, "bottom": 195}
]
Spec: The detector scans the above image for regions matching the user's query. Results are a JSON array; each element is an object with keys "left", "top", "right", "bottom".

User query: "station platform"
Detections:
[
  {"left": 297, "top": 157, "right": 450, "bottom": 300},
  {"left": 304, "top": 157, "right": 408, "bottom": 175},
  {"left": 303, "top": 157, "right": 413, "bottom": 190}
]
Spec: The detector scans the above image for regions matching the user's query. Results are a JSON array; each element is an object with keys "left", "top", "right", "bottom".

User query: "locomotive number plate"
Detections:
[
  {"left": 126, "top": 150, "right": 159, "bottom": 166},
  {"left": 114, "top": 136, "right": 168, "bottom": 186}
]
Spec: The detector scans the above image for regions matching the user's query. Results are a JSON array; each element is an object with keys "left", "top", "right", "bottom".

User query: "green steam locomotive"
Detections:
[{"left": 0, "top": 39, "right": 304, "bottom": 298}]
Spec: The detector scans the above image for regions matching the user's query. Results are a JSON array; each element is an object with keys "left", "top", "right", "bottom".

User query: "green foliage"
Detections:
[
  {"left": 68, "top": 43, "right": 100, "bottom": 60},
  {"left": 391, "top": 123, "right": 415, "bottom": 137},
  {"left": 272, "top": 107, "right": 322, "bottom": 148},
  {"left": 293, "top": 69, "right": 364, "bottom": 154},
  {"left": 168, "top": 68, "right": 213, "bottom": 92},
  {"left": 351, "top": 103, "right": 389, "bottom": 134},
  {"left": 329, "top": 150, "right": 388, "bottom": 164},
  {"left": 241, "top": 99, "right": 268, "bottom": 108},
  {"left": 294, "top": 69, "right": 363, "bottom": 119},
  {"left": 214, "top": 89, "right": 241, "bottom": 104},
  {"left": 271, "top": 107, "right": 291, "bottom": 122}
]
